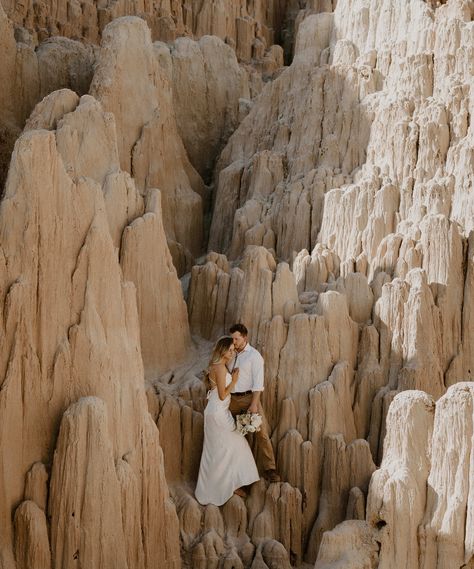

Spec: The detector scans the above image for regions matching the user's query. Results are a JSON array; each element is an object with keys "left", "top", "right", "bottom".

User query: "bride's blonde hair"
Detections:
[
  {"left": 203, "top": 336, "right": 233, "bottom": 388},
  {"left": 209, "top": 335, "right": 233, "bottom": 365}
]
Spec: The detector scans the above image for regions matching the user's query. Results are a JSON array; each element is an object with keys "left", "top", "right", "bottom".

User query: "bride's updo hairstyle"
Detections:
[{"left": 203, "top": 336, "right": 234, "bottom": 389}]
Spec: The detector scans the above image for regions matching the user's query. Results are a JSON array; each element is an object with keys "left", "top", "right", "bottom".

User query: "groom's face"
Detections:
[{"left": 231, "top": 332, "right": 247, "bottom": 352}]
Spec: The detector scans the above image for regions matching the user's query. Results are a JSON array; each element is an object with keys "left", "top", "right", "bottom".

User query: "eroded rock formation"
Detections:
[
  {"left": 0, "top": 76, "right": 185, "bottom": 568},
  {"left": 3, "top": 0, "right": 288, "bottom": 53},
  {"left": 182, "top": 0, "right": 474, "bottom": 566},
  {"left": 0, "top": 3, "right": 95, "bottom": 188}
]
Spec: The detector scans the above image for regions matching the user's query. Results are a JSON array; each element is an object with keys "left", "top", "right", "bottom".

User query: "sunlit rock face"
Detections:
[
  {"left": 192, "top": 0, "right": 474, "bottom": 565},
  {"left": 318, "top": 384, "right": 474, "bottom": 569},
  {"left": 209, "top": 0, "right": 474, "bottom": 401},
  {"left": 1, "top": 0, "right": 474, "bottom": 568}
]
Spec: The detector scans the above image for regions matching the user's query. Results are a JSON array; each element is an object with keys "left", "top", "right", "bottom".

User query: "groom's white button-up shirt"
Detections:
[{"left": 230, "top": 343, "right": 264, "bottom": 393}]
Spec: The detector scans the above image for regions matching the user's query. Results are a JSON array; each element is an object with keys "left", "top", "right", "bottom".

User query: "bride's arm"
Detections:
[{"left": 215, "top": 365, "right": 239, "bottom": 400}]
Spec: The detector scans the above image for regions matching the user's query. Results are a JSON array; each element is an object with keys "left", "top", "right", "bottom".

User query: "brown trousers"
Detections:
[{"left": 229, "top": 393, "right": 276, "bottom": 472}]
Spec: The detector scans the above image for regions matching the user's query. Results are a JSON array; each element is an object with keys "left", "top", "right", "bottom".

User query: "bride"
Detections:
[{"left": 195, "top": 336, "right": 260, "bottom": 505}]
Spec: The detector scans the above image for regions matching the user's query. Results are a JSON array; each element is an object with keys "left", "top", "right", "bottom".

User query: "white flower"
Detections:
[
  {"left": 236, "top": 412, "right": 262, "bottom": 436},
  {"left": 251, "top": 414, "right": 262, "bottom": 429}
]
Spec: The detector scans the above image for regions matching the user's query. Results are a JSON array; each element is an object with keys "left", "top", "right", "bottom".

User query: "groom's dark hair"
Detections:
[{"left": 229, "top": 323, "right": 248, "bottom": 336}]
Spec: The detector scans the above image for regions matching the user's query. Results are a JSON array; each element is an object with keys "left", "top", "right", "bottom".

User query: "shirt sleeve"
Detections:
[{"left": 252, "top": 350, "right": 264, "bottom": 391}]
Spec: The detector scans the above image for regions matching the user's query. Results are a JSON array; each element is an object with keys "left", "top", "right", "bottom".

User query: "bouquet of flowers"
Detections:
[{"left": 236, "top": 412, "right": 263, "bottom": 436}]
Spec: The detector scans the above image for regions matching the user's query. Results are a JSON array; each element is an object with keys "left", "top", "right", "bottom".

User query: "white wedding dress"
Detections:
[{"left": 195, "top": 372, "right": 260, "bottom": 506}]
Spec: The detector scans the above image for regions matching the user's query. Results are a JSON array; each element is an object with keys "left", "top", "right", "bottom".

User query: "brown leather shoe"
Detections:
[{"left": 264, "top": 469, "right": 281, "bottom": 483}]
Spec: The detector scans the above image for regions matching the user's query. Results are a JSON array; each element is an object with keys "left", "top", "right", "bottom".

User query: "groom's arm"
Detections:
[
  {"left": 248, "top": 352, "right": 264, "bottom": 413},
  {"left": 248, "top": 391, "right": 261, "bottom": 413}
]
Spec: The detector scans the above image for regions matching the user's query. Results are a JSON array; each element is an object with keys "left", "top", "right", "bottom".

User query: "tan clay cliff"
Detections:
[{"left": 0, "top": 0, "right": 473, "bottom": 568}]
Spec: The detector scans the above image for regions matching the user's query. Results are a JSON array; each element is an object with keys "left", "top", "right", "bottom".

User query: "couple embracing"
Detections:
[{"left": 195, "top": 323, "right": 280, "bottom": 506}]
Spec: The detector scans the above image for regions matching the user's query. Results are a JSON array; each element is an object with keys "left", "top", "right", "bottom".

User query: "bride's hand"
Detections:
[{"left": 231, "top": 368, "right": 239, "bottom": 381}]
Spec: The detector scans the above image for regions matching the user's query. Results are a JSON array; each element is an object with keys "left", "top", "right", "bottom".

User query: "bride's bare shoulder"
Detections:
[{"left": 210, "top": 363, "right": 226, "bottom": 377}]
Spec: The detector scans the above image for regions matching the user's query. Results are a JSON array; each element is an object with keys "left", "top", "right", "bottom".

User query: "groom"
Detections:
[{"left": 228, "top": 323, "right": 280, "bottom": 483}]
